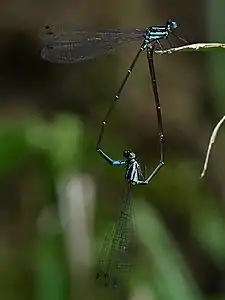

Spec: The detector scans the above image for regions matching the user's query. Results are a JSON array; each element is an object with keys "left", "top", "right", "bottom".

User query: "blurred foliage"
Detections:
[{"left": 1, "top": 0, "right": 225, "bottom": 300}]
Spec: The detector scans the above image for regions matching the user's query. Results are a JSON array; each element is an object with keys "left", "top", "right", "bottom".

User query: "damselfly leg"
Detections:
[
  {"left": 171, "top": 32, "right": 189, "bottom": 44},
  {"left": 166, "top": 38, "right": 174, "bottom": 48},
  {"left": 156, "top": 40, "right": 164, "bottom": 50}
]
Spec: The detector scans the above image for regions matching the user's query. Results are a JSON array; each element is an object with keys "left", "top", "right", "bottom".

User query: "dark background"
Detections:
[{"left": 1, "top": 0, "right": 225, "bottom": 299}]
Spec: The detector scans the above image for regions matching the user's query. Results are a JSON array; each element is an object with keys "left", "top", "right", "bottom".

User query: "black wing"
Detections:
[
  {"left": 40, "top": 24, "right": 145, "bottom": 63},
  {"left": 95, "top": 184, "right": 135, "bottom": 288}
]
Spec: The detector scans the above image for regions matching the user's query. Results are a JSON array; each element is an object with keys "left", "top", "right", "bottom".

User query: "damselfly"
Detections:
[
  {"left": 95, "top": 147, "right": 161, "bottom": 288},
  {"left": 40, "top": 20, "right": 188, "bottom": 170},
  {"left": 40, "top": 20, "right": 187, "bottom": 64}
]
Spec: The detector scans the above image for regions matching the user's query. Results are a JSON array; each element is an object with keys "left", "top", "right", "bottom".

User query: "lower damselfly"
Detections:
[{"left": 96, "top": 147, "right": 162, "bottom": 288}]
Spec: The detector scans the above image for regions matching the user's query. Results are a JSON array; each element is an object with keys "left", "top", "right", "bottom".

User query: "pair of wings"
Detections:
[
  {"left": 96, "top": 184, "right": 135, "bottom": 288},
  {"left": 40, "top": 24, "right": 146, "bottom": 63}
]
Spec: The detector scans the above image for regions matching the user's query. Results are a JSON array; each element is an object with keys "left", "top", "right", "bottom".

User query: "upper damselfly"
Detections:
[
  {"left": 40, "top": 20, "right": 187, "bottom": 63},
  {"left": 40, "top": 20, "right": 188, "bottom": 176}
]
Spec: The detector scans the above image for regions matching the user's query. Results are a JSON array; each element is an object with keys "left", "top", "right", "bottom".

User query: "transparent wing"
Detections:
[
  {"left": 95, "top": 185, "right": 135, "bottom": 288},
  {"left": 40, "top": 24, "right": 145, "bottom": 63}
]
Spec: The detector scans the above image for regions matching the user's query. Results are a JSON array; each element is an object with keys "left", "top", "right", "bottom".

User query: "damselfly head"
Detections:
[
  {"left": 123, "top": 149, "right": 136, "bottom": 159},
  {"left": 167, "top": 20, "right": 178, "bottom": 31},
  {"left": 144, "top": 27, "right": 151, "bottom": 36}
]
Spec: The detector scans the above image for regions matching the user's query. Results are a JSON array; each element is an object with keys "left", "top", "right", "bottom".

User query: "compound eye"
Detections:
[
  {"left": 167, "top": 20, "right": 177, "bottom": 30},
  {"left": 130, "top": 152, "right": 135, "bottom": 159},
  {"left": 171, "top": 21, "right": 178, "bottom": 29},
  {"left": 123, "top": 149, "right": 133, "bottom": 158},
  {"left": 123, "top": 150, "right": 129, "bottom": 158}
]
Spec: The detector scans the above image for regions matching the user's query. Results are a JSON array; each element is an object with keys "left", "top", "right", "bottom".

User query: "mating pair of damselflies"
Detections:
[{"left": 40, "top": 20, "right": 188, "bottom": 288}]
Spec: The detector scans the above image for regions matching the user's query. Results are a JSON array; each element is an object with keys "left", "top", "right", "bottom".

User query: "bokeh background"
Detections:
[{"left": 1, "top": 0, "right": 225, "bottom": 299}]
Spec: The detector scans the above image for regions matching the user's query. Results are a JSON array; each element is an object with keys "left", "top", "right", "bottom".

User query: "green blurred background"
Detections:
[{"left": 1, "top": 0, "right": 225, "bottom": 299}]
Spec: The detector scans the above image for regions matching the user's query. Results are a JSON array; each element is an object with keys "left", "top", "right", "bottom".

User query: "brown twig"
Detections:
[
  {"left": 155, "top": 43, "right": 225, "bottom": 55},
  {"left": 200, "top": 116, "right": 225, "bottom": 178}
]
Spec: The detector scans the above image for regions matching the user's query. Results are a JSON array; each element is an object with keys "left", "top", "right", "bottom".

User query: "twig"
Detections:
[
  {"left": 155, "top": 43, "right": 225, "bottom": 55},
  {"left": 200, "top": 116, "right": 225, "bottom": 178}
]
